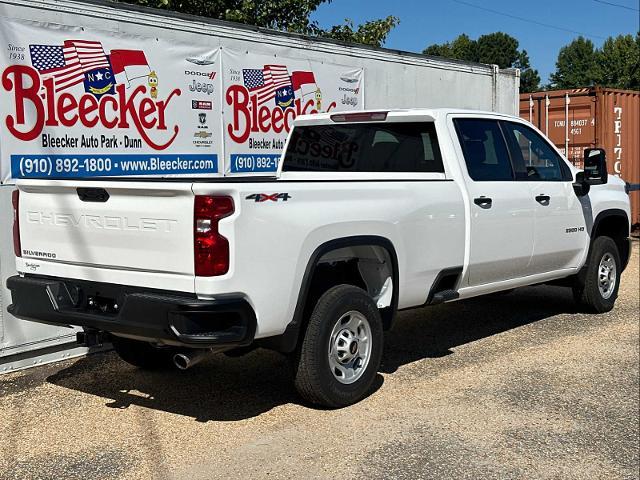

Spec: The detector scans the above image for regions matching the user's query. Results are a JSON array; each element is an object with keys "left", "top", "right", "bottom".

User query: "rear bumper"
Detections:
[{"left": 6, "top": 275, "right": 256, "bottom": 348}]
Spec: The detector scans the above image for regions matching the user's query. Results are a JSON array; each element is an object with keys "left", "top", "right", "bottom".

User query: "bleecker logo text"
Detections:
[
  {"left": 1, "top": 65, "right": 181, "bottom": 150},
  {"left": 225, "top": 84, "right": 337, "bottom": 144}
]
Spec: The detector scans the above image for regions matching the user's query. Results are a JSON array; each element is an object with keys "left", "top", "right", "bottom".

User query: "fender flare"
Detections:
[
  {"left": 586, "top": 208, "right": 631, "bottom": 272},
  {"left": 257, "top": 235, "right": 399, "bottom": 353},
  {"left": 590, "top": 208, "right": 630, "bottom": 237}
]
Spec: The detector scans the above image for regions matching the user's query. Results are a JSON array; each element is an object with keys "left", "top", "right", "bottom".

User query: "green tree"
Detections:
[
  {"left": 450, "top": 33, "right": 477, "bottom": 61},
  {"left": 423, "top": 34, "right": 477, "bottom": 61},
  {"left": 549, "top": 36, "right": 600, "bottom": 89},
  {"left": 476, "top": 32, "right": 518, "bottom": 68},
  {"left": 319, "top": 16, "right": 399, "bottom": 47},
  {"left": 595, "top": 33, "right": 640, "bottom": 90},
  {"left": 423, "top": 32, "right": 540, "bottom": 92},
  {"left": 423, "top": 42, "right": 454, "bottom": 58},
  {"left": 515, "top": 51, "right": 541, "bottom": 94},
  {"left": 119, "top": 0, "right": 398, "bottom": 47}
]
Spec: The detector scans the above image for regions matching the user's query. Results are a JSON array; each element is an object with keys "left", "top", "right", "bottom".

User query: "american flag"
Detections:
[
  {"left": 242, "top": 65, "right": 291, "bottom": 105},
  {"left": 29, "top": 40, "right": 110, "bottom": 93}
]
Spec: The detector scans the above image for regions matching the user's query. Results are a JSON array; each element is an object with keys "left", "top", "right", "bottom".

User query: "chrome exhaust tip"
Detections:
[{"left": 173, "top": 350, "right": 209, "bottom": 370}]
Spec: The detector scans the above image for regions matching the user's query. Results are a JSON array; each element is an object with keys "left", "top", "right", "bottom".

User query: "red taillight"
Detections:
[
  {"left": 194, "top": 195, "right": 234, "bottom": 276},
  {"left": 12, "top": 189, "right": 21, "bottom": 257}
]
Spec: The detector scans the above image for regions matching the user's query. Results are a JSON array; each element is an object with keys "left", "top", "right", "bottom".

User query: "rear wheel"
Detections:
[
  {"left": 294, "top": 284, "right": 383, "bottom": 408},
  {"left": 573, "top": 236, "right": 621, "bottom": 313},
  {"left": 111, "top": 336, "right": 177, "bottom": 370}
]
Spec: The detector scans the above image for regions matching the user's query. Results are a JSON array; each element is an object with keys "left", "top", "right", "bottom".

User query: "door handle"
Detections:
[
  {"left": 473, "top": 196, "right": 492, "bottom": 209},
  {"left": 535, "top": 194, "right": 550, "bottom": 206}
]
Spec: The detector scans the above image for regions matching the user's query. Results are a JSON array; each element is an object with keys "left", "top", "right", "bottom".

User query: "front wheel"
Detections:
[
  {"left": 294, "top": 284, "right": 383, "bottom": 408},
  {"left": 573, "top": 236, "right": 621, "bottom": 313}
]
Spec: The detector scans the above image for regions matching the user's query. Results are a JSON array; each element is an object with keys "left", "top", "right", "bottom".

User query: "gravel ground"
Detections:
[{"left": 1, "top": 242, "right": 638, "bottom": 480}]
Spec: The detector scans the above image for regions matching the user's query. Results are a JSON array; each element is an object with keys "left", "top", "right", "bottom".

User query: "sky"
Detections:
[{"left": 310, "top": 0, "right": 640, "bottom": 84}]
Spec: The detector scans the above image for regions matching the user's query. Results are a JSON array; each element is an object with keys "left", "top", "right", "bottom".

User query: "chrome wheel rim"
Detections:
[
  {"left": 598, "top": 252, "right": 617, "bottom": 299},
  {"left": 328, "top": 310, "right": 372, "bottom": 384}
]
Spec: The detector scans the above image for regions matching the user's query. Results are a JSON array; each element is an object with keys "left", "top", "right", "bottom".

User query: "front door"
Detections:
[
  {"left": 453, "top": 117, "right": 535, "bottom": 286},
  {"left": 499, "top": 120, "right": 589, "bottom": 274}
]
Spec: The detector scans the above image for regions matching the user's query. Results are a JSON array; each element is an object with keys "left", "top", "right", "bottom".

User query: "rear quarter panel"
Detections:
[{"left": 194, "top": 178, "right": 465, "bottom": 338}]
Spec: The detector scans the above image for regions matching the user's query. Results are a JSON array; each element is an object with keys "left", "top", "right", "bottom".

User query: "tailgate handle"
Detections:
[{"left": 77, "top": 187, "right": 109, "bottom": 203}]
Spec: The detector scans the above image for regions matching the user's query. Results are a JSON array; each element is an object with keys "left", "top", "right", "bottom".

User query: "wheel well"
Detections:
[
  {"left": 592, "top": 211, "right": 630, "bottom": 270},
  {"left": 303, "top": 244, "right": 395, "bottom": 330},
  {"left": 257, "top": 237, "right": 398, "bottom": 354}
]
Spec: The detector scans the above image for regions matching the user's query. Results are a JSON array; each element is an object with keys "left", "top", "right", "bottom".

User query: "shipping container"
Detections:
[
  {"left": 520, "top": 87, "right": 640, "bottom": 227},
  {"left": 0, "top": 0, "right": 520, "bottom": 372}
]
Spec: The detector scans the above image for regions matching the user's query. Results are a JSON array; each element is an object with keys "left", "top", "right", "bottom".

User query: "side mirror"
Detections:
[
  {"left": 583, "top": 148, "right": 608, "bottom": 185},
  {"left": 573, "top": 171, "right": 591, "bottom": 197}
]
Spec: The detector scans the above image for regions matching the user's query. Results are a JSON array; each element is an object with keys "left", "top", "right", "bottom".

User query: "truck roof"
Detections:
[{"left": 293, "top": 108, "right": 522, "bottom": 126}]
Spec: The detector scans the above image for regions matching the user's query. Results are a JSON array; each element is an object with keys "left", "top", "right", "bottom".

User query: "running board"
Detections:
[{"left": 429, "top": 289, "right": 459, "bottom": 305}]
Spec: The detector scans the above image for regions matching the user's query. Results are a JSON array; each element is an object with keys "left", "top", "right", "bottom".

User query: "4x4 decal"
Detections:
[{"left": 245, "top": 193, "right": 291, "bottom": 202}]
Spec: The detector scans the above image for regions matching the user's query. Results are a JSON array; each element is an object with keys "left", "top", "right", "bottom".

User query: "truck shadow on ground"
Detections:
[
  {"left": 46, "top": 284, "right": 580, "bottom": 422},
  {"left": 380, "top": 284, "right": 581, "bottom": 373}
]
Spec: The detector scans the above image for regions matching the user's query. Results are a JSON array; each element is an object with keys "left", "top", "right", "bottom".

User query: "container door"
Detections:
[
  {"left": 453, "top": 118, "right": 535, "bottom": 286},
  {"left": 501, "top": 120, "right": 588, "bottom": 274}
]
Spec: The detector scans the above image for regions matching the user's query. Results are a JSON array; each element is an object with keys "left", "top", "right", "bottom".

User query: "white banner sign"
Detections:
[
  {"left": 222, "top": 49, "right": 364, "bottom": 174},
  {"left": 0, "top": 18, "right": 365, "bottom": 182},
  {"left": 0, "top": 18, "right": 222, "bottom": 183}
]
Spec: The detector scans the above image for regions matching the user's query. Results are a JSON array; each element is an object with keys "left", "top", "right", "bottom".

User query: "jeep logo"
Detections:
[{"left": 189, "top": 79, "right": 214, "bottom": 95}]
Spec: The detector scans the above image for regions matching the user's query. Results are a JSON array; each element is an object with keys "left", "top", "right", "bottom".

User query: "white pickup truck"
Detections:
[{"left": 7, "top": 109, "right": 632, "bottom": 407}]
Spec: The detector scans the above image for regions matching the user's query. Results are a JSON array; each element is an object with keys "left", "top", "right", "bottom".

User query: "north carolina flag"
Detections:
[
  {"left": 110, "top": 49, "right": 150, "bottom": 86},
  {"left": 291, "top": 71, "right": 317, "bottom": 98},
  {"left": 29, "top": 40, "right": 110, "bottom": 93}
]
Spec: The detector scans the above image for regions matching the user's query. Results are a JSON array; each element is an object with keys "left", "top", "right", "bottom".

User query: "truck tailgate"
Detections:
[{"left": 17, "top": 180, "right": 194, "bottom": 277}]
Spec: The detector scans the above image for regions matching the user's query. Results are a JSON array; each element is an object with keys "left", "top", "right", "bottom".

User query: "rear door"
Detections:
[
  {"left": 453, "top": 117, "right": 535, "bottom": 286},
  {"left": 500, "top": 120, "right": 588, "bottom": 273},
  {"left": 17, "top": 180, "right": 195, "bottom": 278}
]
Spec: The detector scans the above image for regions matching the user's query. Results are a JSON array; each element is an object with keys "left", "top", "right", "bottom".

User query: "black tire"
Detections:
[
  {"left": 111, "top": 336, "right": 176, "bottom": 370},
  {"left": 573, "top": 236, "right": 621, "bottom": 313},
  {"left": 294, "top": 284, "right": 383, "bottom": 408}
]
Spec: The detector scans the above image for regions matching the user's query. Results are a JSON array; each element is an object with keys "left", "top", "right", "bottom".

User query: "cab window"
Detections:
[
  {"left": 282, "top": 122, "right": 444, "bottom": 173},
  {"left": 454, "top": 118, "right": 514, "bottom": 181},
  {"left": 500, "top": 121, "right": 571, "bottom": 181}
]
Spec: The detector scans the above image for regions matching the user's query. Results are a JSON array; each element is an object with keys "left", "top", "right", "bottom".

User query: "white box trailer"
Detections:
[{"left": 0, "top": 0, "right": 520, "bottom": 372}]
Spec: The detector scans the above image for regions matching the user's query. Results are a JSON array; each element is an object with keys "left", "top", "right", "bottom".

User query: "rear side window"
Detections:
[
  {"left": 454, "top": 119, "right": 514, "bottom": 181},
  {"left": 282, "top": 122, "right": 444, "bottom": 172},
  {"left": 500, "top": 121, "right": 571, "bottom": 181}
]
